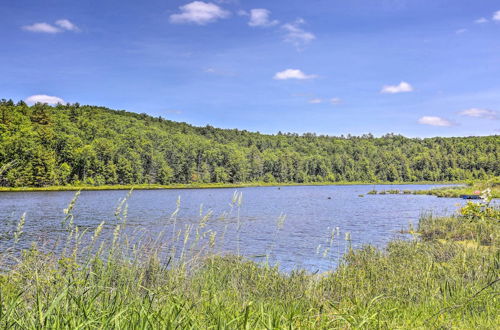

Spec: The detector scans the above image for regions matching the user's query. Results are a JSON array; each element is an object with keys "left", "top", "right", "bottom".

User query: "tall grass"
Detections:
[{"left": 0, "top": 192, "right": 498, "bottom": 328}]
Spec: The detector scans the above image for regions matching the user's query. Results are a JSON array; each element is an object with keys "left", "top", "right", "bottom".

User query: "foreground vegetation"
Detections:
[
  {"left": 1, "top": 100, "right": 498, "bottom": 187},
  {"left": 0, "top": 192, "right": 498, "bottom": 328}
]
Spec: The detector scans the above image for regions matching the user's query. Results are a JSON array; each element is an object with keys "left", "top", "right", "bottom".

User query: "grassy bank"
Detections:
[
  {"left": 0, "top": 180, "right": 462, "bottom": 192},
  {"left": 367, "top": 179, "right": 500, "bottom": 199},
  {"left": 0, "top": 197, "right": 498, "bottom": 328},
  {"left": 414, "top": 183, "right": 500, "bottom": 199}
]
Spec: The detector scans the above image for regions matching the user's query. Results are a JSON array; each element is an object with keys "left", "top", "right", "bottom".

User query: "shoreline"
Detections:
[{"left": 0, "top": 181, "right": 462, "bottom": 192}]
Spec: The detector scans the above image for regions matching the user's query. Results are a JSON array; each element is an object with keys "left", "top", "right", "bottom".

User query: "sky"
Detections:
[{"left": 1, "top": 0, "right": 500, "bottom": 137}]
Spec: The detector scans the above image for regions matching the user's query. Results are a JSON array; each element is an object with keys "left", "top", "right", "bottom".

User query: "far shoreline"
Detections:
[{"left": 0, "top": 181, "right": 463, "bottom": 192}]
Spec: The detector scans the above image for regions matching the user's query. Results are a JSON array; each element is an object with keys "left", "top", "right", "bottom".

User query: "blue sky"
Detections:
[{"left": 1, "top": 0, "right": 499, "bottom": 137}]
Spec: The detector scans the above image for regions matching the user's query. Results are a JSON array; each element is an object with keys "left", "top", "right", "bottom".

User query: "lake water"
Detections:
[{"left": 0, "top": 184, "right": 467, "bottom": 271}]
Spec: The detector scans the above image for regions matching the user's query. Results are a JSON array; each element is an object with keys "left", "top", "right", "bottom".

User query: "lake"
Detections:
[{"left": 0, "top": 184, "right": 467, "bottom": 271}]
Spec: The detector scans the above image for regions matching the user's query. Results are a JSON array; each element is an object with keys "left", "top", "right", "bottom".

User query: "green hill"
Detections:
[{"left": 0, "top": 99, "right": 498, "bottom": 187}]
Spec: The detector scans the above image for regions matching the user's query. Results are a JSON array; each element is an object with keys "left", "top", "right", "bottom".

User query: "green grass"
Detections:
[
  {"left": 367, "top": 179, "right": 500, "bottom": 199},
  {"left": 419, "top": 214, "right": 499, "bottom": 246},
  {"left": 0, "top": 199, "right": 498, "bottom": 328},
  {"left": 414, "top": 184, "right": 500, "bottom": 199},
  {"left": 0, "top": 180, "right": 468, "bottom": 192}
]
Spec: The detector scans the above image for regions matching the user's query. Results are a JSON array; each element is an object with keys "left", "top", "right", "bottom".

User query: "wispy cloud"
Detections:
[
  {"left": 204, "top": 67, "right": 236, "bottom": 76},
  {"left": 55, "top": 19, "right": 79, "bottom": 31},
  {"left": 494, "top": 10, "right": 500, "bottom": 21},
  {"left": 380, "top": 81, "right": 413, "bottom": 94},
  {"left": 169, "top": 1, "right": 230, "bottom": 25},
  {"left": 308, "top": 97, "right": 342, "bottom": 105},
  {"left": 282, "top": 19, "right": 315, "bottom": 48},
  {"left": 22, "top": 22, "right": 61, "bottom": 33},
  {"left": 330, "top": 98, "right": 342, "bottom": 105},
  {"left": 22, "top": 19, "right": 79, "bottom": 33},
  {"left": 248, "top": 9, "right": 278, "bottom": 27},
  {"left": 25, "top": 94, "right": 65, "bottom": 105},
  {"left": 455, "top": 28, "right": 467, "bottom": 34},
  {"left": 459, "top": 108, "right": 498, "bottom": 120},
  {"left": 475, "top": 17, "right": 488, "bottom": 24},
  {"left": 274, "top": 69, "right": 317, "bottom": 80},
  {"left": 418, "top": 116, "right": 454, "bottom": 127}
]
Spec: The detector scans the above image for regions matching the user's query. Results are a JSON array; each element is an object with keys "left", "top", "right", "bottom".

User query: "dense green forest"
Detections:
[{"left": 0, "top": 99, "right": 498, "bottom": 187}]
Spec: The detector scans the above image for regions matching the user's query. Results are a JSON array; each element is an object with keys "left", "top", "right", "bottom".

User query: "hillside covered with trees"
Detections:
[{"left": 0, "top": 99, "right": 498, "bottom": 187}]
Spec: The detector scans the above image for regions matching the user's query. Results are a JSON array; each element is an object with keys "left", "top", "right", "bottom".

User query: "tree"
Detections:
[{"left": 0, "top": 101, "right": 497, "bottom": 187}]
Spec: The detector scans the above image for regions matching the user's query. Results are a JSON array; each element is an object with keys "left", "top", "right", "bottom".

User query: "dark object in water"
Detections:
[{"left": 460, "top": 194, "right": 481, "bottom": 200}]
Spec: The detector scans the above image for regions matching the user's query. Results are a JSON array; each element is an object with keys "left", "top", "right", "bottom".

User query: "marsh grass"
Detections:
[
  {"left": 367, "top": 181, "right": 500, "bottom": 200},
  {"left": 411, "top": 180, "right": 500, "bottom": 199},
  {"left": 0, "top": 192, "right": 498, "bottom": 328}
]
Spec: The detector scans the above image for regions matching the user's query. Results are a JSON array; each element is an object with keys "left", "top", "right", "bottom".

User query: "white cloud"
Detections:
[
  {"left": 274, "top": 69, "right": 317, "bottom": 80},
  {"left": 380, "top": 81, "right": 413, "bottom": 94},
  {"left": 330, "top": 97, "right": 342, "bottom": 105},
  {"left": 475, "top": 17, "right": 488, "bottom": 24},
  {"left": 23, "top": 19, "right": 79, "bottom": 33},
  {"left": 248, "top": 9, "right": 278, "bottom": 27},
  {"left": 455, "top": 28, "right": 467, "bottom": 34},
  {"left": 55, "top": 19, "right": 79, "bottom": 31},
  {"left": 25, "top": 94, "right": 65, "bottom": 105},
  {"left": 169, "top": 1, "right": 230, "bottom": 25},
  {"left": 418, "top": 116, "right": 453, "bottom": 127},
  {"left": 282, "top": 19, "right": 315, "bottom": 47},
  {"left": 22, "top": 22, "right": 61, "bottom": 33},
  {"left": 308, "top": 97, "right": 341, "bottom": 104},
  {"left": 459, "top": 108, "right": 498, "bottom": 120},
  {"left": 494, "top": 10, "right": 500, "bottom": 21}
]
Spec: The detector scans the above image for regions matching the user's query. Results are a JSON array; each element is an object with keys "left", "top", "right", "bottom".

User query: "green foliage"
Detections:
[
  {"left": 419, "top": 191, "right": 499, "bottom": 245},
  {"left": 459, "top": 201, "right": 499, "bottom": 220},
  {"left": 0, "top": 99, "right": 499, "bottom": 187}
]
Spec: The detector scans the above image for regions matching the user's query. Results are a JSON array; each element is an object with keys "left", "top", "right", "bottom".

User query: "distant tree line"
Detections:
[{"left": 0, "top": 99, "right": 498, "bottom": 187}]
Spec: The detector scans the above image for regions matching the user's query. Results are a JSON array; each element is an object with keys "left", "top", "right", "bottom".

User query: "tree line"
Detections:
[{"left": 0, "top": 99, "right": 498, "bottom": 187}]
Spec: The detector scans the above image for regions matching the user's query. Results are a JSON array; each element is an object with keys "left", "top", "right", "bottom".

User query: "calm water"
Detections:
[{"left": 0, "top": 184, "right": 467, "bottom": 271}]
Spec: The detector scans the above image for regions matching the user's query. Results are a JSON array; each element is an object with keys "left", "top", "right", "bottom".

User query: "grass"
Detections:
[
  {"left": 367, "top": 179, "right": 500, "bottom": 199},
  {"left": 414, "top": 183, "right": 500, "bottom": 199},
  {"left": 0, "top": 194, "right": 498, "bottom": 328},
  {"left": 0, "top": 180, "right": 466, "bottom": 192},
  {"left": 419, "top": 213, "right": 499, "bottom": 245}
]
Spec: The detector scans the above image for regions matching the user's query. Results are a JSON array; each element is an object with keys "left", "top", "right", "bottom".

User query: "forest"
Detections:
[{"left": 0, "top": 99, "right": 498, "bottom": 187}]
